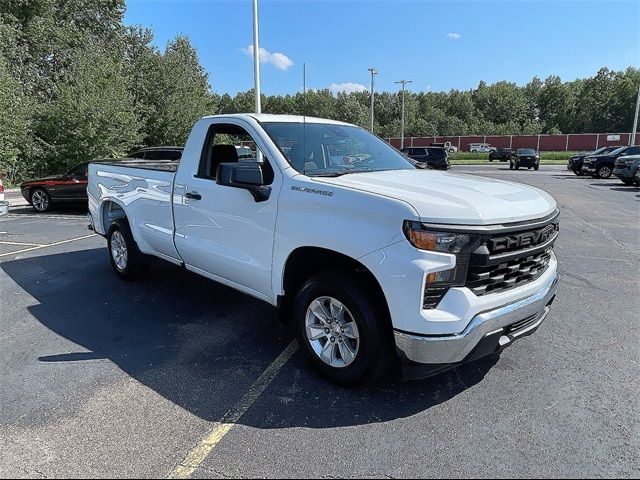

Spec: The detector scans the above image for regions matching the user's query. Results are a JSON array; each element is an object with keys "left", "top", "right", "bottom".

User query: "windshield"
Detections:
[
  {"left": 518, "top": 148, "right": 536, "bottom": 155},
  {"left": 608, "top": 147, "right": 626, "bottom": 156},
  {"left": 261, "top": 122, "right": 415, "bottom": 176}
]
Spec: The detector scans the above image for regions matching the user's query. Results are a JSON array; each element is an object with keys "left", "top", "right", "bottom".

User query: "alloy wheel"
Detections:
[
  {"left": 305, "top": 296, "right": 360, "bottom": 368},
  {"left": 32, "top": 190, "right": 49, "bottom": 211},
  {"left": 110, "top": 230, "right": 129, "bottom": 271}
]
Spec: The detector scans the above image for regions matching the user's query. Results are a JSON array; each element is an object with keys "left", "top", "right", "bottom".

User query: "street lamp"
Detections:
[
  {"left": 395, "top": 80, "right": 413, "bottom": 149},
  {"left": 631, "top": 84, "right": 640, "bottom": 146},
  {"left": 252, "top": 0, "right": 261, "bottom": 114},
  {"left": 368, "top": 68, "right": 377, "bottom": 133}
]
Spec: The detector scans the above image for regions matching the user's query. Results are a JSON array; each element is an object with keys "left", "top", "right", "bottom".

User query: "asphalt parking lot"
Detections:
[{"left": 1, "top": 165, "right": 638, "bottom": 478}]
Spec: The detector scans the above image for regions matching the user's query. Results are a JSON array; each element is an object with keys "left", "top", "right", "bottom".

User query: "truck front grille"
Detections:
[
  {"left": 466, "top": 249, "right": 552, "bottom": 296},
  {"left": 464, "top": 218, "right": 558, "bottom": 296}
]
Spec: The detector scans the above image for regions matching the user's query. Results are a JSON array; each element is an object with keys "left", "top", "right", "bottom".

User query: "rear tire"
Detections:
[
  {"left": 509, "top": 162, "right": 514, "bottom": 170},
  {"left": 621, "top": 178, "right": 634, "bottom": 186},
  {"left": 294, "top": 272, "right": 394, "bottom": 387},
  {"left": 534, "top": 164, "right": 539, "bottom": 171},
  {"left": 107, "top": 218, "right": 149, "bottom": 281},
  {"left": 31, "top": 188, "right": 52, "bottom": 212}
]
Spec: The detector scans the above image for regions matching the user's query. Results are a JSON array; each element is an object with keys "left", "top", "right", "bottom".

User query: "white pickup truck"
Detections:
[{"left": 88, "top": 114, "right": 559, "bottom": 386}]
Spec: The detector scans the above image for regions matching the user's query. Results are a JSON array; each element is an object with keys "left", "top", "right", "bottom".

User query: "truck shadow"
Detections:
[{"left": 1, "top": 248, "right": 495, "bottom": 429}]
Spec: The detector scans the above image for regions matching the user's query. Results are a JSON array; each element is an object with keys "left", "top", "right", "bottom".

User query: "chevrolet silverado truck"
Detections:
[{"left": 88, "top": 114, "right": 559, "bottom": 387}]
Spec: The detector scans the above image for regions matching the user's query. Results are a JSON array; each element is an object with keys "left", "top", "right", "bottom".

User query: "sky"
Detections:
[{"left": 124, "top": 0, "right": 640, "bottom": 96}]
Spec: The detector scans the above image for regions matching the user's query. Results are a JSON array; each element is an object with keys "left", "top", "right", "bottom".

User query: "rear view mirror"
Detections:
[{"left": 216, "top": 162, "right": 271, "bottom": 202}]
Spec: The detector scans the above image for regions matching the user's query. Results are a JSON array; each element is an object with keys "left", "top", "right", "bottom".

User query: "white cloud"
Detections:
[
  {"left": 446, "top": 32, "right": 462, "bottom": 40},
  {"left": 328, "top": 82, "right": 368, "bottom": 95},
  {"left": 241, "top": 45, "right": 294, "bottom": 71}
]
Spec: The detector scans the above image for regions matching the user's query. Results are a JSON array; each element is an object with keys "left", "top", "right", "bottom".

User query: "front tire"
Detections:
[
  {"left": 621, "top": 178, "right": 634, "bottom": 186},
  {"left": 597, "top": 165, "right": 612, "bottom": 179},
  {"left": 534, "top": 164, "right": 539, "bottom": 171},
  {"left": 294, "top": 272, "right": 394, "bottom": 387},
  {"left": 107, "top": 218, "right": 149, "bottom": 281},
  {"left": 31, "top": 188, "right": 52, "bottom": 212},
  {"left": 509, "top": 162, "right": 514, "bottom": 170}
]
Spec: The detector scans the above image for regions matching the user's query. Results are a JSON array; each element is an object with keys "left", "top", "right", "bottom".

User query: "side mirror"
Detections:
[{"left": 216, "top": 162, "right": 271, "bottom": 202}]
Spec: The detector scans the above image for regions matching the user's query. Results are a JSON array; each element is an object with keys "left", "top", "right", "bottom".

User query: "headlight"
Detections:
[
  {"left": 403, "top": 221, "right": 482, "bottom": 309},
  {"left": 403, "top": 221, "right": 478, "bottom": 254}
]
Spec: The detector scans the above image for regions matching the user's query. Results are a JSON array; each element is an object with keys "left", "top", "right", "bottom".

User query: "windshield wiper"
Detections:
[{"left": 306, "top": 171, "right": 348, "bottom": 177}]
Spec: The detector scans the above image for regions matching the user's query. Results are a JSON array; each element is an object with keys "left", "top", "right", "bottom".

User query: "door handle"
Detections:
[{"left": 185, "top": 191, "right": 202, "bottom": 200}]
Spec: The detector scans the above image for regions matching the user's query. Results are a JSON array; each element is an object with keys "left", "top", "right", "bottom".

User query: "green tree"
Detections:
[
  {"left": 0, "top": 57, "right": 32, "bottom": 183},
  {"left": 145, "top": 35, "right": 213, "bottom": 146},
  {"left": 36, "top": 44, "right": 141, "bottom": 174}
]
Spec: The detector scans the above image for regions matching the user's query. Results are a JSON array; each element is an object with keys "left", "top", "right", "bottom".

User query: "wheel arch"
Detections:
[
  {"left": 279, "top": 246, "right": 391, "bottom": 325},
  {"left": 99, "top": 199, "right": 127, "bottom": 234}
]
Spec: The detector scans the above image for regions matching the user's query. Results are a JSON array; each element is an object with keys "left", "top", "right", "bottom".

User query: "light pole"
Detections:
[
  {"left": 252, "top": 0, "right": 261, "bottom": 114},
  {"left": 395, "top": 80, "right": 413, "bottom": 149},
  {"left": 368, "top": 68, "right": 377, "bottom": 133},
  {"left": 631, "top": 84, "right": 640, "bottom": 146}
]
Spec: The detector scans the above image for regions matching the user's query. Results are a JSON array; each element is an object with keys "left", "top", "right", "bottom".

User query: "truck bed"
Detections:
[{"left": 92, "top": 158, "right": 180, "bottom": 173}]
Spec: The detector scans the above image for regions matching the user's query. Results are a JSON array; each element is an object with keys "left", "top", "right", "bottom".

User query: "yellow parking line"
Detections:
[
  {"left": 0, "top": 234, "right": 96, "bottom": 258},
  {"left": 168, "top": 340, "right": 299, "bottom": 479}
]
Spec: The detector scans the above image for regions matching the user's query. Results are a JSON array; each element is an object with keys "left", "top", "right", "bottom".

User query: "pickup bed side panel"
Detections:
[{"left": 88, "top": 163, "right": 181, "bottom": 263}]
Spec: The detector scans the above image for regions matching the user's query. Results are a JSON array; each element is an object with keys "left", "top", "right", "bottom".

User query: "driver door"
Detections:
[{"left": 173, "top": 120, "right": 280, "bottom": 302}]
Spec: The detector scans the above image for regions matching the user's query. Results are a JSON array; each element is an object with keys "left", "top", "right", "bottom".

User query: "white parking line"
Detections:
[
  {"left": 0, "top": 241, "right": 45, "bottom": 247},
  {"left": 0, "top": 234, "right": 96, "bottom": 258},
  {"left": 168, "top": 340, "right": 299, "bottom": 479}
]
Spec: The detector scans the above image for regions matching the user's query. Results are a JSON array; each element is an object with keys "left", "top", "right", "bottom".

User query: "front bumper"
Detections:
[
  {"left": 0, "top": 201, "right": 8, "bottom": 216},
  {"left": 581, "top": 164, "right": 596, "bottom": 175},
  {"left": 394, "top": 272, "right": 557, "bottom": 368}
]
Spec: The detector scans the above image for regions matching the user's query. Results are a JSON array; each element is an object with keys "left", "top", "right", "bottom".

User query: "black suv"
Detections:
[
  {"left": 581, "top": 145, "right": 640, "bottom": 179},
  {"left": 567, "top": 146, "right": 622, "bottom": 175},
  {"left": 128, "top": 146, "right": 184, "bottom": 161},
  {"left": 510, "top": 148, "right": 540, "bottom": 170},
  {"left": 489, "top": 148, "right": 512, "bottom": 162},
  {"left": 401, "top": 147, "right": 450, "bottom": 170}
]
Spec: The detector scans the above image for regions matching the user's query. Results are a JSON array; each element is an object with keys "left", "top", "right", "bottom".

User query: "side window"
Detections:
[
  {"left": 198, "top": 123, "right": 274, "bottom": 184},
  {"left": 129, "top": 151, "right": 146, "bottom": 159},
  {"left": 68, "top": 162, "right": 88, "bottom": 177},
  {"left": 145, "top": 150, "right": 182, "bottom": 161},
  {"left": 628, "top": 147, "right": 640, "bottom": 155}
]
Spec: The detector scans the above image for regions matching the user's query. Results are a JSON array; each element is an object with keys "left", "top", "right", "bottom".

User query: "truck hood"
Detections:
[{"left": 315, "top": 170, "right": 557, "bottom": 225}]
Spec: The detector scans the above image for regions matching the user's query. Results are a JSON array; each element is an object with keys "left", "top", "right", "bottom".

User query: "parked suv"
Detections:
[
  {"left": 613, "top": 154, "right": 640, "bottom": 186},
  {"left": 568, "top": 146, "right": 622, "bottom": 176},
  {"left": 510, "top": 148, "right": 540, "bottom": 170},
  {"left": 401, "top": 146, "right": 450, "bottom": 170},
  {"left": 128, "top": 146, "right": 183, "bottom": 161},
  {"left": 469, "top": 143, "right": 496, "bottom": 153},
  {"left": 431, "top": 141, "right": 457, "bottom": 153},
  {"left": 489, "top": 148, "right": 512, "bottom": 162},
  {"left": 581, "top": 145, "right": 640, "bottom": 179}
]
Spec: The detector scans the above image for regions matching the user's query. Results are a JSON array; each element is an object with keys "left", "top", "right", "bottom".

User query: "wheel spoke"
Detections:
[
  {"left": 338, "top": 340, "right": 356, "bottom": 365},
  {"left": 341, "top": 321, "right": 359, "bottom": 340},
  {"left": 320, "top": 340, "right": 337, "bottom": 365},
  {"left": 307, "top": 324, "right": 327, "bottom": 340},
  {"left": 329, "top": 298, "right": 344, "bottom": 320},
  {"left": 310, "top": 300, "right": 331, "bottom": 324}
]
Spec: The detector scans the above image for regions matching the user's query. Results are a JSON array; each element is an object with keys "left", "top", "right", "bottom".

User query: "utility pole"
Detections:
[
  {"left": 631, "top": 84, "right": 640, "bottom": 145},
  {"left": 395, "top": 80, "right": 413, "bottom": 149},
  {"left": 252, "top": 0, "right": 261, "bottom": 114},
  {"left": 368, "top": 68, "right": 377, "bottom": 133}
]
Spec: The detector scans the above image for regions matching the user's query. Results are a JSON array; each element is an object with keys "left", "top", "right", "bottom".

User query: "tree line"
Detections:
[{"left": 1, "top": 1, "right": 638, "bottom": 184}]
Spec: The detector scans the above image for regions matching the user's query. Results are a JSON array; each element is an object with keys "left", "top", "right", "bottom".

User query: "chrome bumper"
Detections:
[
  {"left": 0, "top": 201, "right": 8, "bottom": 216},
  {"left": 395, "top": 273, "right": 558, "bottom": 365}
]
